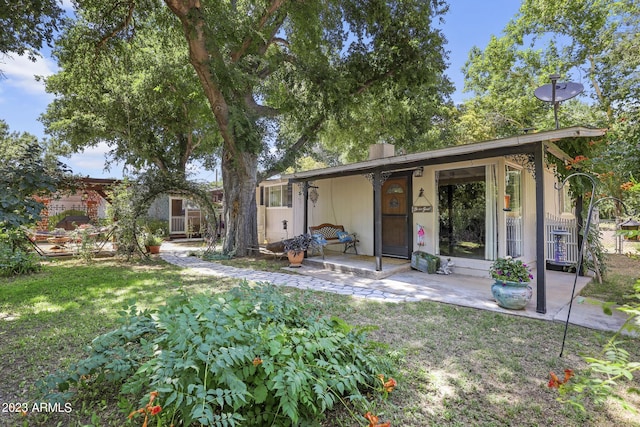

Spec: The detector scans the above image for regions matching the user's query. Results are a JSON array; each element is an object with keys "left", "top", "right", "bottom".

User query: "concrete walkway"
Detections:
[{"left": 160, "top": 242, "right": 632, "bottom": 334}]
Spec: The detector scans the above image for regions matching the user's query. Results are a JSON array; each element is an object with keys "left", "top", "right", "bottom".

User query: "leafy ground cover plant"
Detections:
[{"left": 38, "top": 282, "right": 394, "bottom": 426}]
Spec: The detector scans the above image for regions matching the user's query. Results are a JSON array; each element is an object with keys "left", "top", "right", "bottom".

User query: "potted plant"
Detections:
[
  {"left": 283, "top": 233, "right": 314, "bottom": 267},
  {"left": 143, "top": 229, "right": 165, "bottom": 254},
  {"left": 489, "top": 256, "right": 534, "bottom": 310}
]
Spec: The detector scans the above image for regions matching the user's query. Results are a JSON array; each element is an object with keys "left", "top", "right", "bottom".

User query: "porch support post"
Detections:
[
  {"left": 373, "top": 171, "right": 383, "bottom": 271},
  {"left": 534, "top": 142, "right": 547, "bottom": 314},
  {"left": 302, "top": 181, "right": 309, "bottom": 257}
]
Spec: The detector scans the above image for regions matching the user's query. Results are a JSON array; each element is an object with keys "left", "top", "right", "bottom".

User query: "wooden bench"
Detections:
[{"left": 308, "top": 223, "right": 358, "bottom": 258}]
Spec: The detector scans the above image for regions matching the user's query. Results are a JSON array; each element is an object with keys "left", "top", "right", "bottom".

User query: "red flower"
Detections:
[
  {"left": 548, "top": 372, "right": 560, "bottom": 388},
  {"left": 150, "top": 405, "right": 162, "bottom": 416}
]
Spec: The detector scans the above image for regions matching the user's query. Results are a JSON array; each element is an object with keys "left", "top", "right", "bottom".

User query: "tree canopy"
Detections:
[
  {"left": 44, "top": 0, "right": 453, "bottom": 255},
  {"left": 457, "top": 0, "right": 639, "bottom": 205},
  {"left": 42, "top": 11, "right": 219, "bottom": 178},
  {"left": 0, "top": 0, "right": 63, "bottom": 73},
  {"left": 0, "top": 120, "right": 69, "bottom": 232}
]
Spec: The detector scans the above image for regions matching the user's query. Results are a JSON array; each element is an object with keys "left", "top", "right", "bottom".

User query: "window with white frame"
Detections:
[{"left": 268, "top": 185, "right": 283, "bottom": 207}]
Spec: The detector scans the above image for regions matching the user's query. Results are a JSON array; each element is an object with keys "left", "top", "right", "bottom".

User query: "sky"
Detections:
[{"left": 0, "top": 0, "right": 522, "bottom": 180}]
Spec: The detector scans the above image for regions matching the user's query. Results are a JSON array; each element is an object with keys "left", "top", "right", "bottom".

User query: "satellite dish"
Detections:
[
  {"left": 534, "top": 74, "right": 584, "bottom": 129},
  {"left": 534, "top": 82, "right": 584, "bottom": 102}
]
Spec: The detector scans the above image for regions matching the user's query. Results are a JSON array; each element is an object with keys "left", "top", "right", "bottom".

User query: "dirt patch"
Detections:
[{"left": 605, "top": 253, "right": 640, "bottom": 278}]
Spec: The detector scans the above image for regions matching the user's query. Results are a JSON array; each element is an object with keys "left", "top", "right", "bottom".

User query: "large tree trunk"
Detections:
[{"left": 222, "top": 148, "right": 258, "bottom": 256}]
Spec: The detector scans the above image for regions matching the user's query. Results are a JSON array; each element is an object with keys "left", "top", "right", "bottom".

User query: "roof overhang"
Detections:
[{"left": 283, "top": 126, "right": 606, "bottom": 182}]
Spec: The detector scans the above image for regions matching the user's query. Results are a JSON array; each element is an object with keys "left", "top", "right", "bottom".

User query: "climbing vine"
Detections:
[{"left": 107, "top": 171, "right": 219, "bottom": 259}]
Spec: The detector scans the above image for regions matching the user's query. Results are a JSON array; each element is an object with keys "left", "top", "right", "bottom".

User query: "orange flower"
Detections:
[
  {"left": 548, "top": 372, "right": 560, "bottom": 389},
  {"left": 621, "top": 181, "right": 634, "bottom": 191},
  {"left": 563, "top": 369, "right": 574, "bottom": 383},
  {"left": 253, "top": 356, "right": 263, "bottom": 366},
  {"left": 364, "top": 412, "right": 391, "bottom": 427},
  {"left": 548, "top": 369, "right": 573, "bottom": 389},
  {"left": 378, "top": 374, "right": 397, "bottom": 393},
  {"left": 383, "top": 378, "right": 397, "bottom": 393},
  {"left": 128, "top": 391, "right": 162, "bottom": 424},
  {"left": 128, "top": 408, "right": 145, "bottom": 419}
]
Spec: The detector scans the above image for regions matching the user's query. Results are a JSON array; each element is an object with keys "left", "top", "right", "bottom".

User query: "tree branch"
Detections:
[
  {"left": 231, "top": 0, "right": 286, "bottom": 63},
  {"left": 96, "top": 1, "right": 136, "bottom": 50},
  {"left": 165, "top": 0, "right": 239, "bottom": 161},
  {"left": 244, "top": 94, "right": 280, "bottom": 117},
  {"left": 259, "top": 114, "right": 326, "bottom": 180}
]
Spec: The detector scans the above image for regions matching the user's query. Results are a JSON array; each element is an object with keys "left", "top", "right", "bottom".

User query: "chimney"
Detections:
[{"left": 368, "top": 143, "right": 395, "bottom": 160}]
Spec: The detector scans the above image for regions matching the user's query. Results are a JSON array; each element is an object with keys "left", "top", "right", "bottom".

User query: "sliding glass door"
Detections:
[{"left": 437, "top": 166, "right": 486, "bottom": 259}]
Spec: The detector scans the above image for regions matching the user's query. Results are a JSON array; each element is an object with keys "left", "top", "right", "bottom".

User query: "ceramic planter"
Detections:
[
  {"left": 491, "top": 280, "right": 533, "bottom": 310},
  {"left": 287, "top": 250, "right": 304, "bottom": 267},
  {"left": 146, "top": 245, "right": 161, "bottom": 254}
]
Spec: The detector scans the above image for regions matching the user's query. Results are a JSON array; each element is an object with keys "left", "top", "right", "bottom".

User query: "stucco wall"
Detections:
[{"left": 293, "top": 175, "right": 375, "bottom": 255}]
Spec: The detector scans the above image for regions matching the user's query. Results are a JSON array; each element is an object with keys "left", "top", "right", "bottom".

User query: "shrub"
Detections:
[
  {"left": 0, "top": 242, "right": 41, "bottom": 277},
  {"left": 143, "top": 218, "right": 169, "bottom": 238},
  {"left": 39, "top": 283, "right": 394, "bottom": 426},
  {"left": 0, "top": 229, "right": 41, "bottom": 276}
]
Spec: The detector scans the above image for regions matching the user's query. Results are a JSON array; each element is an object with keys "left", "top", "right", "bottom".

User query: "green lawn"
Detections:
[{"left": 1, "top": 255, "right": 638, "bottom": 426}]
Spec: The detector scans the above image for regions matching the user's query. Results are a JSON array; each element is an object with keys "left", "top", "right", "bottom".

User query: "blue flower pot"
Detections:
[{"left": 491, "top": 280, "right": 533, "bottom": 310}]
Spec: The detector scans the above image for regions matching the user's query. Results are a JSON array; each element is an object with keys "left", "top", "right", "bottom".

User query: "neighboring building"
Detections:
[
  {"left": 280, "top": 126, "right": 606, "bottom": 314},
  {"left": 34, "top": 177, "right": 224, "bottom": 240},
  {"left": 256, "top": 178, "right": 293, "bottom": 244},
  {"left": 35, "top": 178, "right": 119, "bottom": 231},
  {"left": 147, "top": 187, "right": 224, "bottom": 238}
]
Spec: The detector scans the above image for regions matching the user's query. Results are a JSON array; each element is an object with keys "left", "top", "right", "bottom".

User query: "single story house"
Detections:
[{"left": 279, "top": 126, "right": 606, "bottom": 314}]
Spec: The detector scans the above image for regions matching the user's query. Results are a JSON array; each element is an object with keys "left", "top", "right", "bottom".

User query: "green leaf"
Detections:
[{"left": 253, "top": 384, "right": 268, "bottom": 404}]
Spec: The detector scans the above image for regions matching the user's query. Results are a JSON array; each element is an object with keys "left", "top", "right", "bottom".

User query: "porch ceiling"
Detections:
[{"left": 283, "top": 126, "right": 606, "bottom": 182}]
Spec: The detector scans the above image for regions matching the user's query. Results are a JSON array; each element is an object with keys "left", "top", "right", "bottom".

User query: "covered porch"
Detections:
[{"left": 283, "top": 126, "right": 608, "bottom": 314}]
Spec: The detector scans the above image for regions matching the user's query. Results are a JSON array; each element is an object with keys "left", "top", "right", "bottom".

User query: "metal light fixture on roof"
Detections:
[{"left": 414, "top": 166, "right": 424, "bottom": 177}]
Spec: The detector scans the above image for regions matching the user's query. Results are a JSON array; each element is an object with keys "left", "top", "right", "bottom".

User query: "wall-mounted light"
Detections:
[{"left": 414, "top": 166, "right": 424, "bottom": 177}]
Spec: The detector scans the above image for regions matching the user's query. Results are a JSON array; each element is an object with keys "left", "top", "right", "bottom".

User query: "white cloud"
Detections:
[
  {"left": 58, "top": 142, "right": 112, "bottom": 178},
  {"left": 1, "top": 53, "right": 57, "bottom": 95},
  {"left": 61, "top": 0, "right": 75, "bottom": 11}
]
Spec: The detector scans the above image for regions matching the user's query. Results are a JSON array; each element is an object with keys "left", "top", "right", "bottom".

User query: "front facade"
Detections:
[
  {"left": 285, "top": 157, "right": 550, "bottom": 276},
  {"left": 281, "top": 126, "right": 607, "bottom": 314}
]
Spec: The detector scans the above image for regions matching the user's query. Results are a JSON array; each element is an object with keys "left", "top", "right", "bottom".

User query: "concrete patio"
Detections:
[{"left": 163, "top": 241, "right": 632, "bottom": 334}]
